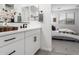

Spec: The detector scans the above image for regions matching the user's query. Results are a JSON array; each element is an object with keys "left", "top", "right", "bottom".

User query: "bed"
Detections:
[{"left": 52, "top": 28, "right": 79, "bottom": 41}]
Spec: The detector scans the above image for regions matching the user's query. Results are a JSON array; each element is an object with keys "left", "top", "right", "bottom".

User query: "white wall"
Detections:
[
  {"left": 51, "top": 9, "right": 79, "bottom": 33},
  {"left": 39, "top": 4, "right": 52, "bottom": 51}
]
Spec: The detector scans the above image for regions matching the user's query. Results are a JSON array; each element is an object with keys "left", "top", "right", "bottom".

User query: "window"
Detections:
[
  {"left": 66, "top": 12, "right": 75, "bottom": 24},
  {"left": 59, "top": 12, "right": 75, "bottom": 24}
]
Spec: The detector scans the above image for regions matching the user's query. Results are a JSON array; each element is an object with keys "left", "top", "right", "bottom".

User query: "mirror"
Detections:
[
  {"left": 21, "top": 5, "right": 39, "bottom": 22},
  {"left": 0, "top": 4, "right": 39, "bottom": 23}
]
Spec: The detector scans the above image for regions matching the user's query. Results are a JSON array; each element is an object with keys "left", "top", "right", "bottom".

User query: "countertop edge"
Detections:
[{"left": 0, "top": 27, "right": 41, "bottom": 37}]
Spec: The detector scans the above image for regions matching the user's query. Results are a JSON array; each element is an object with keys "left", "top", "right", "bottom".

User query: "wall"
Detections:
[
  {"left": 39, "top": 4, "right": 52, "bottom": 51},
  {"left": 51, "top": 9, "right": 79, "bottom": 33}
]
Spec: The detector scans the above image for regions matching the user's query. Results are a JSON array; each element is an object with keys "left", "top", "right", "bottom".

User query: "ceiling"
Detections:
[{"left": 51, "top": 4, "right": 79, "bottom": 11}]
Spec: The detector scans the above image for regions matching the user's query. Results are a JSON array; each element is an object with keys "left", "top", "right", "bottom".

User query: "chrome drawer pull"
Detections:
[
  {"left": 4, "top": 38, "right": 16, "bottom": 42},
  {"left": 8, "top": 50, "right": 16, "bottom": 55}
]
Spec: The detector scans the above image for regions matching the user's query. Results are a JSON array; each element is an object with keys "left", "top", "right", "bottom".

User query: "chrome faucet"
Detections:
[{"left": 20, "top": 24, "right": 27, "bottom": 28}]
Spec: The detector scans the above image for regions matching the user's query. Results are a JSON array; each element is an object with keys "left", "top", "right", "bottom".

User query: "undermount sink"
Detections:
[{"left": 0, "top": 26, "right": 18, "bottom": 32}]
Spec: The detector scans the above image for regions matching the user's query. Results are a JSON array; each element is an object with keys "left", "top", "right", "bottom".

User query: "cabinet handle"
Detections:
[
  {"left": 8, "top": 50, "right": 16, "bottom": 55},
  {"left": 34, "top": 36, "right": 37, "bottom": 42},
  {"left": 4, "top": 38, "right": 16, "bottom": 42}
]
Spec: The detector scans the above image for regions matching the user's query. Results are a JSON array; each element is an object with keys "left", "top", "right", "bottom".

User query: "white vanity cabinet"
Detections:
[
  {"left": 0, "top": 32, "right": 24, "bottom": 55},
  {"left": 25, "top": 29, "right": 40, "bottom": 55},
  {"left": 0, "top": 28, "right": 41, "bottom": 55}
]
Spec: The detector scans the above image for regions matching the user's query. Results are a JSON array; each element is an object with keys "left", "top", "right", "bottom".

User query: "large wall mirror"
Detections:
[
  {"left": 21, "top": 5, "right": 39, "bottom": 22},
  {"left": 0, "top": 4, "right": 39, "bottom": 23}
]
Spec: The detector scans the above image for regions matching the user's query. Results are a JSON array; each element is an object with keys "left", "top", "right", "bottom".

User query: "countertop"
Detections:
[{"left": 0, "top": 26, "right": 41, "bottom": 37}]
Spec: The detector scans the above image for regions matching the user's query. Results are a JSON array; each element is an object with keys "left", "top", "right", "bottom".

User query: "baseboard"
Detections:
[{"left": 40, "top": 47, "right": 52, "bottom": 52}]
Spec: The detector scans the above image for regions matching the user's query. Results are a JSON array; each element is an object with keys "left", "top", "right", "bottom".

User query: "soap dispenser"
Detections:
[{"left": 17, "top": 13, "right": 22, "bottom": 23}]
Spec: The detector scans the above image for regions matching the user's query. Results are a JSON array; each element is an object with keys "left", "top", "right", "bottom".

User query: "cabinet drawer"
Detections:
[
  {"left": 25, "top": 33, "right": 40, "bottom": 55},
  {"left": 0, "top": 32, "right": 24, "bottom": 47},
  {"left": 25, "top": 29, "right": 40, "bottom": 37},
  {"left": 0, "top": 39, "right": 24, "bottom": 55}
]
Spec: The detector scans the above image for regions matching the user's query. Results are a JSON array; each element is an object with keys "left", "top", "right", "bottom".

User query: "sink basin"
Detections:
[{"left": 0, "top": 26, "right": 18, "bottom": 32}]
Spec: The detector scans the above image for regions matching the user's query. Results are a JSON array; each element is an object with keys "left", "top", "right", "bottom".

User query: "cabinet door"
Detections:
[
  {"left": 33, "top": 33, "right": 40, "bottom": 53},
  {"left": 25, "top": 33, "right": 40, "bottom": 55},
  {"left": 0, "top": 39, "right": 24, "bottom": 55}
]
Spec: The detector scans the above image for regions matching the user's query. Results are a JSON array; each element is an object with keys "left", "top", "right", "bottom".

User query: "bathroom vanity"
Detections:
[
  {"left": 0, "top": 27, "right": 41, "bottom": 55},
  {"left": 0, "top": 4, "right": 41, "bottom": 55}
]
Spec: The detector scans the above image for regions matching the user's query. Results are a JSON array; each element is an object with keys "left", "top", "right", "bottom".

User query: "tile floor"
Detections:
[{"left": 35, "top": 39, "right": 79, "bottom": 55}]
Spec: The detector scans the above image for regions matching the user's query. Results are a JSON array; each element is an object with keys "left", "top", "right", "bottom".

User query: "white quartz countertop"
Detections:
[{"left": 0, "top": 26, "right": 41, "bottom": 37}]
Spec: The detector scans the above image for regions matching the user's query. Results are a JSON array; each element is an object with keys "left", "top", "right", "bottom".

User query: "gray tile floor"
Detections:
[{"left": 35, "top": 39, "right": 79, "bottom": 55}]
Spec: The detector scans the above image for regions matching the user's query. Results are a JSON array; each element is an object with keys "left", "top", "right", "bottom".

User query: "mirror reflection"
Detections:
[
  {"left": 22, "top": 5, "right": 39, "bottom": 22},
  {"left": 0, "top": 4, "right": 39, "bottom": 24}
]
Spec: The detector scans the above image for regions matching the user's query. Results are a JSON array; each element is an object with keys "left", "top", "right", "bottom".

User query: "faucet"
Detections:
[
  {"left": 23, "top": 24, "right": 27, "bottom": 28},
  {"left": 20, "top": 24, "right": 27, "bottom": 28}
]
